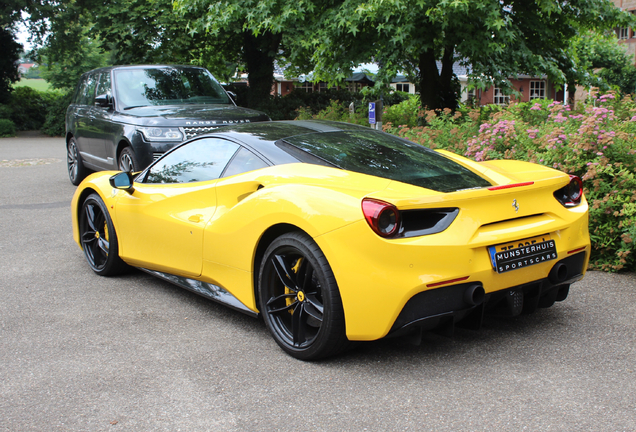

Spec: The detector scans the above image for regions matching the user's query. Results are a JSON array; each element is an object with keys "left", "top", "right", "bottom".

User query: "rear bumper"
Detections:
[
  {"left": 388, "top": 251, "right": 586, "bottom": 337},
  {"left": 315, "top": 202, "right": 590, "bottom": 341}
]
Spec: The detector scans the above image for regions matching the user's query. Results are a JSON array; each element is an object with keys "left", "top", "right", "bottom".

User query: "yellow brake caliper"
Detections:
[
  {"left": 104, "top": 222, "right": 109, "bottom": 242},
  {"left": 286, "top": 257, "right": 303, "bottom": 314}
]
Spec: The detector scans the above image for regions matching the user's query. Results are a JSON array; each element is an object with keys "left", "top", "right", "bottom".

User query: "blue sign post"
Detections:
[{"left": 368, "top": 102, "right": 376, "bottom": 125}]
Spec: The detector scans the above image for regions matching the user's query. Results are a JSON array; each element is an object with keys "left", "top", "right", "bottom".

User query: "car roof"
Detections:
[{"left": 206, "top": 120, "right": 373, "bottom": 165}]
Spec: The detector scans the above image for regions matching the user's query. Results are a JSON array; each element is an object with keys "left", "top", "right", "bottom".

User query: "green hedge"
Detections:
[
  {"left": 223, "top": 86, "right": 409, "bottom": 120},
  {"left": 0, "top": 86, "right": 71, "bottom": 136},
  {"left": 0, "top": 118, "right": 16, "bottom": 137}
]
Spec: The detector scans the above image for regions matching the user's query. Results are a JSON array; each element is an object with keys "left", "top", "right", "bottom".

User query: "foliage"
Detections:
[
  {"left": 28, "top": 0, "right": 222, "bottom": 90},
  {"left": 0, "top": 28, "right": 22, "bottom": 103},
  {"left": 5, "top": 86, "right": 50, "bottom": 130},
  {"left": 0, "top": 119, "right": 16, "bottom": 137},
  {"left": 174, "top": 0, "right": 309, "bottom": 107},
  {"left": 253, "top": 89, "right": 362, "bottom": 120},
  {"left": 380, "top": 91, "right": 636, "bottom": 271},
  {"left": 295, "top": 99, "right": 369, "bottom": 125},
  {"left": 259, "top": 0, "right": 635, "bottom": 111},
  {"left": 571, "top": 31, "right": 636, "bottom": 94},
  {"left": 41, "top": 90, "right": 73, "bottom": 136},
  {"left": 382, "top": 94, "right": 421, "bottom": 128},
  {"left": 248, "top": 88, "right": 410, "bottom": 121},
  {"left": 0, "top": 86, "right": 69, "bottom": 134},
  {"left": 38, "top": 33, "right": 112, "bottom": 90}
]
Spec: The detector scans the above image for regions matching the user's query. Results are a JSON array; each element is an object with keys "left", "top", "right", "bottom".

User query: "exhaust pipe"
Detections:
[
  {"left": 464, "top": 284, "right": 485, "bottom": 306},
  {"left": 549, "top": 263, "right": 568, "bottom": 284}
]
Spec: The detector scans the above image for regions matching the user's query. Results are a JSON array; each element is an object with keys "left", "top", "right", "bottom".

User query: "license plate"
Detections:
[{"left": 488, "top": 234, "right": 557, "bottom": 274}]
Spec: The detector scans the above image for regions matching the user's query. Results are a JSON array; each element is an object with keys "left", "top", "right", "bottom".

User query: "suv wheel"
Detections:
[
  {"left": 118, "top": 147, "right": 138, "bottom": 172},
  {"left": 67, "top": 137, "right": 88, "bottom": 186}
]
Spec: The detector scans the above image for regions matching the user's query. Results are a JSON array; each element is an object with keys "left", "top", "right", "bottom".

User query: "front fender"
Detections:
[{"left": 71, "top": 171, "right": 121, "bottom": 249}]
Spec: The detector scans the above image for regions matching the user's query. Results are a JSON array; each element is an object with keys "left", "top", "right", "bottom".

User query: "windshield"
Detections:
[
  {"left": 281, "top": 131, "right": 492, "bottom": 193},
  {"left": 114, "top": 67, "right": 231, "bottom": 109}
]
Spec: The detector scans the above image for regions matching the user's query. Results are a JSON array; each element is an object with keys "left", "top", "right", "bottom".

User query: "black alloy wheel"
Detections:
[
  {"left": 67, "top": 137, "right": 87, "bottom": 185},
  {"left": 259, "top": 232, "right": 348, "bottom": 360},
  {"left": 79, "top": 194, "right": 127, "bottom": 276},
  {"left": 118, "top": 147, "right": 138, "bottom": 172}
]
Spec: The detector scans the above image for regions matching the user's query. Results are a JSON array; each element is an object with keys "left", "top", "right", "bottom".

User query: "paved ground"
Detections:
[{"left": 1, "top": 134, "right": 635, "bottom": 431}]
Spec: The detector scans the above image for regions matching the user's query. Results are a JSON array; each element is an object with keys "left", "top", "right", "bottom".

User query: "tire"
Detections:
[
  {"left": 67, "top": 137, "right": 88, "bottom": 186},
  {"left": 118, "top": 147, "right": 138, "bottom": 172},
  {"left": 258, "top": 232, "right": 349, "bottom": 360},
  {"left": 79, "top": 193, "right": 128, "bottom": 276}
]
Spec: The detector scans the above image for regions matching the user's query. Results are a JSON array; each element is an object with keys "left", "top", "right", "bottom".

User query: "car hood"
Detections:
[{"left": 116, "top": 104, "right": 271, "bottom": 126}]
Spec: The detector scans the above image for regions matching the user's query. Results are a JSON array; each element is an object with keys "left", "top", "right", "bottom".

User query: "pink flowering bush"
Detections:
[{"left": 382, "top": 90, "right": 636, "bottom": 272}]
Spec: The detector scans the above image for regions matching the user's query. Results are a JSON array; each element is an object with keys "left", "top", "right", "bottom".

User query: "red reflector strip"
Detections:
[
  {"left": 427, "top": 276, "right": 470, "bottom": 288},
  {"left": 568, "top": 246, "right": 587, "bottom": 254},
  {"left": 488, "top": 181, "right": 534, "bottom": 191}
]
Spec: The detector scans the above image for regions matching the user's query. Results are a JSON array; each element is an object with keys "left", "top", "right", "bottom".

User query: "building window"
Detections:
[
  {"left": 618, "top": 27, "right": 630, "bottom": 40},
  {"left": 317, "top": 82, "right": 336, "bottom": 92},
  {"left": 529, "top": 81, "right": 546, "bottom": 100},
  {"left": 299, "top": 81, "right": 313, "bottom": 93},
  {"left": 347, "top": 82, "right": 361, "bottom": 92},
  {"left": 396, "top": 83, "right": 410, "bottom": 93},
  {"left": 493, "top": 88, "right": 509, "bottom": 105}
]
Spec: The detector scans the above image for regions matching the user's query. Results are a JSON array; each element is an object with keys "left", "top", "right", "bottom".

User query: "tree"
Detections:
[
  {"left": 0, "top": 0, "right": 27, "bottom": 102},
  {"left": 294, "top": 0, "right": 635, "bottom": 110},
  {"left": 572, "top": 30, "right": 636, "bottom": 94},
  {"left": 28, "top": 0, "right": 226, "bottom": 90},
  {"left": 0, "top": 28, "right": 22, "bottom": 103},
  {"left": 174, "top": 0, "right": 319, "bottom": 107}
]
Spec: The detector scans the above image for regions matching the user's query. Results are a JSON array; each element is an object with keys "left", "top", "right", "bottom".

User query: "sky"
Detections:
[{"left": 15, "top": 13, "right": 33, "bottom": 51}]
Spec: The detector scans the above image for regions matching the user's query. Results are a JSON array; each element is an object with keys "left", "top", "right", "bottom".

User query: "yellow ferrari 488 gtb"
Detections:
[{"left": 71, "top": 120, "right": 590, "bottom": 359}]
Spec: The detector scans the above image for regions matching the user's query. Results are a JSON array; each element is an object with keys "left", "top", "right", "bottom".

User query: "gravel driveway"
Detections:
[{"left": 1, "top": 133, "right": 635, "bottom": 431}]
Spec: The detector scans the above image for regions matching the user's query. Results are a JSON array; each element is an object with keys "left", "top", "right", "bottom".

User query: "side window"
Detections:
[
  {"left": 79, "top": 73, "right": 98, "bottom": 106},
  {"left": 95, "top": 72, "right": 112, "bottom": 98},
  {"left": 72, "top": 76, "right": 88, "bottom": 104},
  {"left": 145, "top": 138, "right": 240, "bottom": 184},
  {"left": 222, "top": 147, "right": 268, "bottom": 177}
]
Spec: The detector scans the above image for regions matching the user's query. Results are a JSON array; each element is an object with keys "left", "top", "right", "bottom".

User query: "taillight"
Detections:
[
  {"left": 554, "top": 175, "right": 583, "bottom": 207},
  {"left": 362, "top": 198, "right": 400, "bottom": 238}
]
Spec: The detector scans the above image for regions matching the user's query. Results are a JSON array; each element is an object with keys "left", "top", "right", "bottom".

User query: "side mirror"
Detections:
[
  {"left": 95, "top": 93, "right": 113, "bottom": 108},
  {"left": 109, "top": 171, "right": 134, "bottom": 191}
]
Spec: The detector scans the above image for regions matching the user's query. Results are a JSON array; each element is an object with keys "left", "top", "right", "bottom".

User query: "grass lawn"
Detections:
[{"left": 14, "top": 78, "right": 50, "bottom": 92}]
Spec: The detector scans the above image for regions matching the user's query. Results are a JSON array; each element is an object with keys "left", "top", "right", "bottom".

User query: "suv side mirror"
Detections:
[
  {"left": 109, "top": 171, "right": 134, "bottom": 191},
  {"left": 95, "top": 93, "right": 113, "bottom": 108}
]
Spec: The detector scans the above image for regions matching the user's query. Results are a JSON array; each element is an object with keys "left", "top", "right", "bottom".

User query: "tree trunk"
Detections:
[
  {"left": 418, "top": 46, "right": 460, "bottom": 111},
  {"left": 242, "top": 30, "right": 282, "bottom": 108},
  {"left": 439, "top": 46, "right": 458, "bottom": 111},
  {"left": 418, "top": 48, "right": 441, "bottom": 110}
]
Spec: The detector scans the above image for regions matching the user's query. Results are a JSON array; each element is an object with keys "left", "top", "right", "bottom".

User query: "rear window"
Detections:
[{"left": 281, "top": 131, "right": 492, "bottom": 193}]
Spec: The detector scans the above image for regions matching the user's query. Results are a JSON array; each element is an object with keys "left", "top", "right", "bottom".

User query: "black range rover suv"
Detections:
[{"left": 65, "top": 65, "right": 271, "bottom": 185}]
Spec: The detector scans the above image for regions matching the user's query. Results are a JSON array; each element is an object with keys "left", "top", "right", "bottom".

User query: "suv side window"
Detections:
[
  {"left": 79, "top": 73, "right": 98, "bottom": 106},
  {"left": 73, "top": 76, "right": 88, "bottom": 104},
  {"left": 144, "top": 138, "right": 240, "bottom": 184},
  {"left": 95, "top": 72, "right": 112, "bottom": 98}
]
